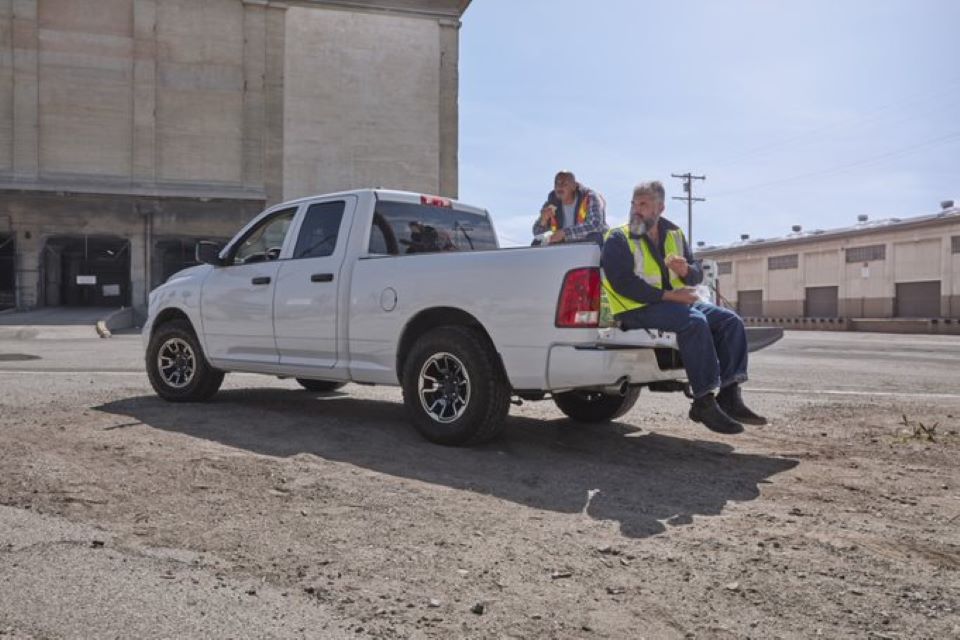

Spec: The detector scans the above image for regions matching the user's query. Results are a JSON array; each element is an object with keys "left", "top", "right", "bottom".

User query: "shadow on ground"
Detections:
[{"left": 96, "top": 388, "right": 798, "bottom": 538}]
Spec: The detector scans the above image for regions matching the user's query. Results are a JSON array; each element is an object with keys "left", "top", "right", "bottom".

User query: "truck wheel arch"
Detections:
[
  {"left": 396, "top": 307, "right": 509, "bottom": 387},
  {"left": 152, "top": 308, "right": 195, "bottom": 336}
]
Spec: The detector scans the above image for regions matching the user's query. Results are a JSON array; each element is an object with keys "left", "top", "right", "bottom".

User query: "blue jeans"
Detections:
[{"left": 618, "top": 301, "right": 749, "bottom": 398}]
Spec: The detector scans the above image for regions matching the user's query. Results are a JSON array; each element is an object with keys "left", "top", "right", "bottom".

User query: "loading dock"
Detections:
[
  {"left": 895, "top": 281, "right": 941, "bottom": 318},
  {"left": 737, "top": 290, "right": 763, "bottom": 317},
  {"left": 805, "top": 286, "right": 839, "bottom": 317},
  {"left": 41, "top": 236, "right": 131, "bottom": 308},
  {"left": 0, "top": 234, "right": 14, "bottom": 309}
]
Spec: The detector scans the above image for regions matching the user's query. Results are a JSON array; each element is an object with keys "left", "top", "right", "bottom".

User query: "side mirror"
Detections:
[{"left": 195, "top": 241, "right": 224, "bottom": 266}]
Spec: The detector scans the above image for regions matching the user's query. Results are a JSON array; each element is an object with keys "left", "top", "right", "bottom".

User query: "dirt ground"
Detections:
[{"left": 1, "top": 329, "right": 958, "bottom": 639}]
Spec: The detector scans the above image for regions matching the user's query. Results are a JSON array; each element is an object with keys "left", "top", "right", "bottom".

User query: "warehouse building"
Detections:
[
  {"left": 696, "top": 200, "right": 960, "bottom": 331},
  {"left": 0, "top": 0, "right": 468, "bottom": 315}
]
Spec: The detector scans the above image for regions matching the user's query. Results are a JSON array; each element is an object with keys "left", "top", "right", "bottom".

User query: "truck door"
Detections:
[
  {"left": 273, "top": 197, "right": 355, "bottom": 368},
  {"left": 200, "top": 207, "right": 298, "bottom": 364}
]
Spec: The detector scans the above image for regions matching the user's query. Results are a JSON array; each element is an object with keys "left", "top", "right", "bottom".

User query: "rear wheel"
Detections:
[
  {"left": 553, "top": 387, "right": 641, "bottom": 423},
  {"left": 296, "top": 378, "right": 346, "bottom": 393},
  {"left": 146, "top": 319, "right": 223, "bottom": 402},
  {"left": 401, "top": 325, "right": 510, "bottom": 446}
]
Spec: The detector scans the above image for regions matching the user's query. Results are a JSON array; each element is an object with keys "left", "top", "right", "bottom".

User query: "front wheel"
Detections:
[
  {"left": 146, "top": 319, "right": 224, "bottom": 402},
  {"left": 401, "top": 326, "right": 510, "bottom": 446},
  {"left": 553, "top": 387, "right": 641, "bottom": 423}
]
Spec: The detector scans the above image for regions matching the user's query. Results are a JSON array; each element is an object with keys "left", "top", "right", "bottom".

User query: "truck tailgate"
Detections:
[{"left": 596, "top": 325, "right": 783, "bottom": 353}]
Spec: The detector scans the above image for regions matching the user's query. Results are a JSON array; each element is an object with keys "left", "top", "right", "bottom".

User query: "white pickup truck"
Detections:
[{"left": 144, "top": 189, "right": 780, "bottom": 445}]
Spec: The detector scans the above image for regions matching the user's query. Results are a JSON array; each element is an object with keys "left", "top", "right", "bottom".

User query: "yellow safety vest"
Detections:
[{"left": 601, "top": 224, "right": 687, "bottom": 315}]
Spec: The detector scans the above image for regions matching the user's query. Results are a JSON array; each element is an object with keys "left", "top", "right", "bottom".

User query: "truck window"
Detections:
[
  {"left": 369, "top": 201, "right": 497, "bottom": 255},
  {"left": 231, "top": 208, "right": 297, "bottom": 265},
  {"left": 293, "top": 201, "right": 345, "bottom": 259}
]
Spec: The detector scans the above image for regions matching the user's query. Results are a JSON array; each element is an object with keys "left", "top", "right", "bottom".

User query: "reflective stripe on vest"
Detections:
[{"left": 601, "top": 224, "right": 686, "bottom": 315}]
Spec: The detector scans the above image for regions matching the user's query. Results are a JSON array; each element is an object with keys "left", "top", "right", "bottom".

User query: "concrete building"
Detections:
[
  {"left": 696, "top": 201, "right": 960, "bottom": 332},
  {"left": 0, "top": 0, "right": 468, "bottom": 314}
]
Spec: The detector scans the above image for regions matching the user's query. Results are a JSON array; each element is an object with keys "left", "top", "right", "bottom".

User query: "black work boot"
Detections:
[
  {"left": 717, "top": 383, "right": 767, "bottom": 426},
  {"left": 689, "top": 393, "right": 744, "bottom": 434}
]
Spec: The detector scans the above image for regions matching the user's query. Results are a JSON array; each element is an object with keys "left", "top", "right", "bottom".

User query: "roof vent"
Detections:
[
  {"left": 791, "top": 225, "right": 802, "bottom": 233},
  {"left": 740, "top": 233, "right": 749, "bottom": 241},
  {"left": 857, "top": 214, "right": 869, "bottom": 223},
  {"left": 942, "top": 199, "right": 955, "bottom": 210}
]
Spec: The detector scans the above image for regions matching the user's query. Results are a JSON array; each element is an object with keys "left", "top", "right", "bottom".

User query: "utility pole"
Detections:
[{"left": 671, "top": 173, "right": 706, "bottom": 246}]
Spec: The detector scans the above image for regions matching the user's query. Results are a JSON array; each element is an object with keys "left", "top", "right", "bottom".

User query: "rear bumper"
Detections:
[
  {"left": 545, "top": 344, "right": 684, "bottom": 392},
  {"left": 543, "top": 325, "right": 782, "bottom": 392}
]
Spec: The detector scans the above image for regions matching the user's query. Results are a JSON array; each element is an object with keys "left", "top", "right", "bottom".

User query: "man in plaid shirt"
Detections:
[{"left": 532, "top": 170, "right": 608, "bottom": 245}]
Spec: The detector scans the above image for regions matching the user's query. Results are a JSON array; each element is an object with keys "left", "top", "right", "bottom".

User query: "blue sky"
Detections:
[{"left": 457, "top": 0, "right": 960, "bottom": 248}]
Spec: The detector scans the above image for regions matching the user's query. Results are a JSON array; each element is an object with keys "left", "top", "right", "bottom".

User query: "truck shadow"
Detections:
[{"left": 95, "top": 387, "right": 798, "bottom": 539}]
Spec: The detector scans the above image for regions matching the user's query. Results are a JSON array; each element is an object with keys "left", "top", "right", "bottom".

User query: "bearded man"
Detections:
[{"left": 600, "top": 180, "right": 766, "bottom": 434}]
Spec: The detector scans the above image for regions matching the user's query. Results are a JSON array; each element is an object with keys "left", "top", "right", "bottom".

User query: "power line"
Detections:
[
  {"left": 707, "top": 76, "right": 960, "bottom": 170},
  {"left": 670, "top": 173, "right": 706, "bottom": 245},
  {"left": 711, "top": 130, "right": 960, "bottom": 199}
]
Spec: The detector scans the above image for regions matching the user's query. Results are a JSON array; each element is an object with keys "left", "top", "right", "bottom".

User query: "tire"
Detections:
[
  {"left": 296, "top": 378, "right": 346, "bottom": 393},
  {"left": 553, "top": 386, "right": 641, "bottom": 423},
  {"left": 401, "top": 325, "right": 510, "bottom": 446},
  {"left": 146, "top": 319, "right": 224, "bottom": 402}
]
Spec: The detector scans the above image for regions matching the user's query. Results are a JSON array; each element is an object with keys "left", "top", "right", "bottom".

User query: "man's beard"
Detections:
[{"left": 629, "top": 216, "right": 651, "bottom": 236}]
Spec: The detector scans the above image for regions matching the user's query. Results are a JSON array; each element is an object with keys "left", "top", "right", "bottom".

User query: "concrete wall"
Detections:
[
  {"left": 155, "top": 0, "right": 245, "bottom": 185},
  {"left": 1, "top": 0, "right": 461, "bottom": 202},
  {"left": 0, "top": 0, "right": 276, "bottom": 199},
  {"left": 283, "top": 6, "right": 442, "bottom": 199},
  {"left": 0, "top": 2, "right": 11, "bottom": 174},
  {"left": 37, "top": 0, "right": 134, "bottom": 178},
  {"left": 703, "top": 216, "right": 960, "bottom": 319},
  {"left": 0, "top": 0, "right": 466, "bottom": 314}
]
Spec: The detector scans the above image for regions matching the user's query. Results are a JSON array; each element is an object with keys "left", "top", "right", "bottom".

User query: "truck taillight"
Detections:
[
  {"left": 420, "top": 194, "right": 452, "bottom": 208},
  {"left": 555, "top": 268, "right": 601, "bottom": 328}
]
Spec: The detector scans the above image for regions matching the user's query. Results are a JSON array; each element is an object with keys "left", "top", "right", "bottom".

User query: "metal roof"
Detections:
[
  {"left": 697, "top": 206, "right": 960, "bottom": 257},
  {"left": 292, "top": 0, "right": 470, "bottom": 18}
]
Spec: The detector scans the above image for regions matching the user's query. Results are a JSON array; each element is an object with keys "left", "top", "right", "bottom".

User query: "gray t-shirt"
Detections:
[{"left": 561, "top": 202, "right": 576, "bottom": 228}]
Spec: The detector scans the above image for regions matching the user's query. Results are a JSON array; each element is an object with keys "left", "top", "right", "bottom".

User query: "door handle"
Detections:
[
  {"left": 251, "top": 276, "right": 271, "bottom": 285},
  {"left": 311, "top": 273, "right": 334, "bottom": 283}
]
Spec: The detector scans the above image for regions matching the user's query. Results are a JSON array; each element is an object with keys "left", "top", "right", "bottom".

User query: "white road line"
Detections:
[
  {"left": 0, "top": 371, "right": 267, "bottom": 378},
  {"left": 750, "top": 387, "right": 960, "bottom": 400},
  {"left": 0, "top": 370, "right": 144, "bottom": 374}
]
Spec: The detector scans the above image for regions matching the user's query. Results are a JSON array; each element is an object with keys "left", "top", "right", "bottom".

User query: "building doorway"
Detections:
[
  {"left": 895, "top": 281, "right": 941, "bottom": 318},
  {"left": 804, "top": 286, "right": 839, "bottom": 317},
  {"left": 737, "top": 290, "right": 763, "bottom": 317},
  {"left": 42, "top": 236, "right": 131, "bottom": 307},
  {"left": 0, "top": 234, "right": 14, "bottom": 310}
]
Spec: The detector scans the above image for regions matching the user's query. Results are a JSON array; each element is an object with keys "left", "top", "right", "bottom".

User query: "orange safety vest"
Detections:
[{"left": 550, "top": 192, "right": 593, "bottom": 231}]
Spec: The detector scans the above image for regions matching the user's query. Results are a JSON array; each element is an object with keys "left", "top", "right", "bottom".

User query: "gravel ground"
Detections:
[{"left": 1, "top": 329, "right": 958, "bottom": 639}]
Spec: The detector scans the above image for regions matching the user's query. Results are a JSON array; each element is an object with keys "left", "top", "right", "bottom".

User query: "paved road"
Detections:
[{"left": 3, "top": 326, "right": 959, "bottom": 394}]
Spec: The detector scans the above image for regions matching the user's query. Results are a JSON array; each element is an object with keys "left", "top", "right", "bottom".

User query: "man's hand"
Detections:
[
  {"left": 548, "top": 228, "right": 566, "bottom": 244},
  {"left": 539, "top": 205, "right": 558, "bottom": 227},
  {"left": 665, "top": 254, "right": 689, "bottom": 278},
  {"left": 663, "top": 287, "right": 699, "bottom": 305}
]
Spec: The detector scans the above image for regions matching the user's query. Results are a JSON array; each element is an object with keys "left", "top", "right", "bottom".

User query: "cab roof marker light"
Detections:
[{"left": 420, "top": 195, "right": 453, "bottom": 208}]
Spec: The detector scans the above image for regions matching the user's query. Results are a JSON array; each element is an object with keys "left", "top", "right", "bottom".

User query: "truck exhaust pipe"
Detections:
[{"left": 602, "top": 377, "right": 630, "bottom": 396}]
